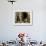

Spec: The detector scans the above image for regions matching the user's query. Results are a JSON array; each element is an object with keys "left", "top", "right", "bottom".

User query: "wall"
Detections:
[{"left": 0, "top": 0, "right": 46, "bottom": 42}]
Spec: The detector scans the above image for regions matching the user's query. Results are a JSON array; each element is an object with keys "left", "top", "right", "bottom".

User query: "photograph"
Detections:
[{"left": 15, "top": 11, "right": 32, "bottom": 25}]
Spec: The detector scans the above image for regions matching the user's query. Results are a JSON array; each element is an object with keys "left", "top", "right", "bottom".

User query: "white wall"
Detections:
[{"left": 0, "top": 0, "right": 46, "bottom": 41}]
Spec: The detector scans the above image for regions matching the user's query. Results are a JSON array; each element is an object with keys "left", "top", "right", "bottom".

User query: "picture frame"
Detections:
[{"left": 14, "top": 10, "right": 33, "bottom": 26}]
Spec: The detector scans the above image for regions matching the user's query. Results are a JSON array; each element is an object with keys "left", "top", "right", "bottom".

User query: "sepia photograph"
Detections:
[{"left": 15, "top": 11, "right": 32, "bottom": 25}]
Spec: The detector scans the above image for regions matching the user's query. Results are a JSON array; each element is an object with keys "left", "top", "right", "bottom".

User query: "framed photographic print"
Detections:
[{"left": 14, "top": 10, "right": 32, "bottom": 26}]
